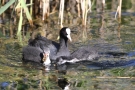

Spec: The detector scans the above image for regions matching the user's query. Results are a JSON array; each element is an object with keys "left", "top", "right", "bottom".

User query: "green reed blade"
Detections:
[{"left": 0, "top": 0, "right": 15, "bottom": 15}]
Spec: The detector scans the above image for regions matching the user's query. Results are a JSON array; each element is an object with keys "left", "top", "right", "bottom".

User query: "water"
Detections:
[{"left": 1, "top": 3, "right": 135, "bottom": 90}]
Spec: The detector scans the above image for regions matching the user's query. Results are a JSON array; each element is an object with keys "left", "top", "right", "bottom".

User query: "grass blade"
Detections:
[
  {"left": 0, "top": 0, "right": 15, "bottom": 15},
  {"left": 20, "top": 0, "right": 33, "bottom": 25},
  {"left": 17, "top": 8, "right": 23, "bottom": 41}
]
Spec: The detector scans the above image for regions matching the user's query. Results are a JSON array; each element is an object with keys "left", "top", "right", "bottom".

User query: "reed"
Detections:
[
  {"left": 76, "top": 0, "right": 81, "bottom": 17},
  {"left": 102, "top": 0, "right": 105, "bottom": 11},
  {"left": 0, "top": 0, "right": 15, "bottom": 15},
  {"left": 118, "top": 0, "right": 122, "bottom": 19},
  {"left": 42, "top": 0, "right": 50, "bottom": 20},
  {"left": 59, "top": 0, "right": 65, "bottom": 28},
  {"left": 17, "top": 7, "right": 23, "bottom": 42},
  {"left": 81, "top": 0, "right": 91, "bottom": 26},
  {"left": 15, "top": 0, "right": 33, "bottom": 41},
  {"left": 0, "top": 0, "right": 125, "bottom": 40},
  {"left": 96, "top": 76, "right": 135, "bottom": 79},
  {"left": 115, "top": 0, "right": 122, "bottom": 23},
  {"left": 30, "top": 0, "right": 33, "bottom": 15}
]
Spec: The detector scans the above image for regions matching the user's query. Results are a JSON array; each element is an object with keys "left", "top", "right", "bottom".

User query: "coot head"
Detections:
[
  {"left": 60, "top": 27, "right": 72, "bottom": 42},
  {"left": 42, "top": 48, "right": 51, "bottom": 66},
  {"left": 42, "top": 48, "right": 51, "bottom": 70}
]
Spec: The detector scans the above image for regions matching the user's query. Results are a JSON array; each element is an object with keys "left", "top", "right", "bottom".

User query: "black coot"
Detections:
[
  {"left": 56, "top": 45, "right": 99, "bottom": 65},
  {"left": 22, "top": 45, "right": 51, "bottom": 66}
]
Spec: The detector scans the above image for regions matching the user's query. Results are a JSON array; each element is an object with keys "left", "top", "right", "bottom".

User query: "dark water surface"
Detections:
[{"left": 1, "top": 6, "right": 135, "bottom": 90}]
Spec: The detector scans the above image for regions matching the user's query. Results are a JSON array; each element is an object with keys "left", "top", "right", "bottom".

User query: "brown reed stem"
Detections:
[
  {"left": 30, "top": 0, "right": 33, "bottom": 15},
  {"left": 76, "top": 0, "right": 81, "bottom": 17},
  {"left": 119, "top": 0, "right": 122, "bottom": 19},
  {"left": 115, "top": 0, "right": 122, "bottom": 23},
  {"left": 42, "top": 0, "right": 50, "bottom": 20},
  {"left": 102, "top": 0, "right": 105, "bottom": 11},
  {"left": 96, "top": 76, "right": 135, "bottom": 79},
  {"left": 81, "top": 0, "right": 91, "bottom": 26},
  {"left": 59, "top": 0, "right": 65, "bottom": 28}
]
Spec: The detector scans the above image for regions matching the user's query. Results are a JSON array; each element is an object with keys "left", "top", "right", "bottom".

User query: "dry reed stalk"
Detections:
[
  {"left": 96, "top": 76, "right": 135, "bottom": 79},
  {"left": 115, "top": 0, "right": 122, "bottom": 23},
  {"left": 2, "top": 0, "right": 5, "bottom": 36},
  {"left": 115, "top": 6, "right": 119, "bottom": 19},
  {"left": 118, "top": 0, "right": 122, "bottom": 18},
  {"left": 81, "top": 0, "right": 85, "bottom": 24},
  {"left": 42, "top": 0, "right": 50, "bottom": 20},
  {"left": 81, "top": 0, "right": 91, "bottom": 26},
  {"left": 102, "top": 0, "right": 105, "bottom": 5},
  {"left": 102, "top": 0, "right": 105, "bottom": 11},
  {"left": 59, "top": 0, "right": 65, "bottom": 28},
  {"left": 76, "top": 0, "right": 81, "bottom": 17}
]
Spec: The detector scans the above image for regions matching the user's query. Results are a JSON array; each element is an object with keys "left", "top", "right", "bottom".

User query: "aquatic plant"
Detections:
[{"left": 0, "top": 0, "right": 33, "bottom": 42}]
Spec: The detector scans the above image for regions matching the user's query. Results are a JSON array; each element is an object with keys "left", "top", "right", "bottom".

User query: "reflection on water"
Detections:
[
  {"left": 1, "top": 31, "right": 135, "bottom": 89},
  {"left": 82, "top": 27, "right": 88, "bottom": 42}
]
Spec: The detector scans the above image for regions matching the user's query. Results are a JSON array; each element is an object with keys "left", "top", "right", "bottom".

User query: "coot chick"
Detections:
[
  {"left": 22, "top": 45, "right": 51, "bottom": 66},
  {"left": 56, "top": 45, "right": 99, "bottom": 65},
  {"left": 28, "top": 27, "right": 72, "bottom": 60}
]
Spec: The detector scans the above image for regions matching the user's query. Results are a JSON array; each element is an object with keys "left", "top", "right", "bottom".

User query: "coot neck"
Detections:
[{"left": 59, "top": 37, "right": 68, "bottom": 49}]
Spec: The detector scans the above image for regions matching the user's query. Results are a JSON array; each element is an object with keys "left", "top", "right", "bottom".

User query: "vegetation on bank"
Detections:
[{"left": 0, "top": 0, "right": 133, "bottom": 41}]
